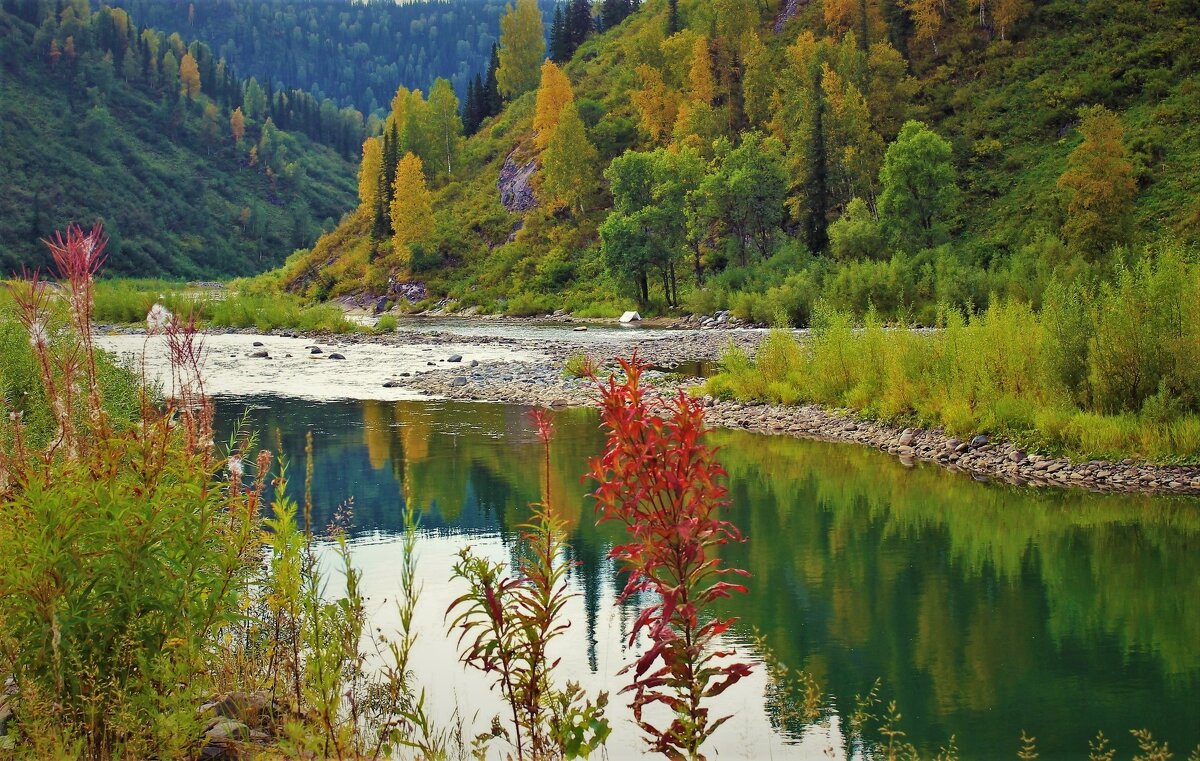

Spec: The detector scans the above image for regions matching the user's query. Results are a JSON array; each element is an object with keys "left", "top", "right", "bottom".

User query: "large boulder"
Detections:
[{"left": 498, "top": 149, "right": 539, "bottom": 213}]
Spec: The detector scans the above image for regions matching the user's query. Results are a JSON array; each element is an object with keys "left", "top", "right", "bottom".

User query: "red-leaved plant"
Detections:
[{"left": 589, "top": 355, "right": 751, "bottom": 760}]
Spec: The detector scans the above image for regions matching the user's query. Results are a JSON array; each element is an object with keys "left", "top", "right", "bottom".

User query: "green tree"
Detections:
[
  {"left": 427, "top": 78, "right": 462, "bottom": 178},
  {"left": 1057, "top": 105, "right": 1137, "bottom": 257},
  {"left": 497, "top": 0, "right": 545, "bottom": 98},
  {"left": 877, "top": 120, "right": 957, "bottom": 252},
  {"left": 694, "top": 133, "right": 788, "bottom": 265},
  {"left": 540, "top": 102, "right": 597, "bottom": 215},
  {"left": 828, "top": 197, "right": 886, "bottom": 260}
]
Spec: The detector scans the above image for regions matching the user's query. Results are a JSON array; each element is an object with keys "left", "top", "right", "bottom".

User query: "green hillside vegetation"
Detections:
[
  {"left": 109, "top": 0, "right": 558, "bottom": 120},
  {"left": 281, "top": 0, "right": 1199, "bottom": 322},
  {"left": 0, "top": 0, "right": 358, "bottom": 278}
]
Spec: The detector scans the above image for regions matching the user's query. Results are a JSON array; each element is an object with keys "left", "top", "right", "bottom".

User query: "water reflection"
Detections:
[{"left": 215, "top": 396, "right": 1200, "bottom": 759}]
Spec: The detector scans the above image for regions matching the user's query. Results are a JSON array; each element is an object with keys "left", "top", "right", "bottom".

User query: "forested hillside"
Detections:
[
  {"left": 109, "top": 0, "right": 557, "bottom": 118},
  {"left": 281, "top": 0, "right": 1200, "bottom": 323},
  {"left": 0, "top": 0, "right": 359, "bottom": 277}
]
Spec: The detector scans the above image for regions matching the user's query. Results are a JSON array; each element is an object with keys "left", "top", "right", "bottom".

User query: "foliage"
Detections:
[
  {"left": 0, "top": 3, "right": 357, "bottom": 279},
  {"left": 562, "top": 352, "right": 600, "bottom": 379},
  {"left": 707, "top": 245, "right": 1200, "bottom": 461},
  {"left": 1058, "top": 105, "right": 1138, "bottom": 257},
  {"left": 878, "top": 121, "right": 958, "bottom": 253},
  {"left": 447, "top": 410, "right": 610, "bottom": 760},
  {"left": 540, "top": 102, "right": 599, "bottom": 215},
  {"left": 589, "top": 357, "right": 752, "bottom": 758},
  {"left": 498, "top": 0, "right": 547, "bottom": 98}
]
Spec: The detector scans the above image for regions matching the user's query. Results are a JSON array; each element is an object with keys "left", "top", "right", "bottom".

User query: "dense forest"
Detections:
[
  {"left": 281, "top": 0, "right": 1200, "bottom": 325},
  {"left": 0, "top": 0, "right": 361, "bottom": 276},
  {"left": 108, "top": 0, "right": 559, "bottom": 119}
]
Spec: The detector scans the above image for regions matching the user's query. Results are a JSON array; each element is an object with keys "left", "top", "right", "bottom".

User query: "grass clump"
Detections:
[
  {"left": 562, "top": 352, "right": 600, "bottom": 379},
  {"left": 374, "top": 313, "right": 399, "bottom": 333},
  {"left": 707, "top": 248, "right": 1200, "bottom": 462}
]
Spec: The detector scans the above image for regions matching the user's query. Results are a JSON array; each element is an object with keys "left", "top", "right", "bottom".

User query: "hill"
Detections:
[
  {"left": 280, "top": 0, "right": 1200, "bottom": 322},
  {"left": 108, "top": 0, "right": 557, "bottom": 119},
  {"left": 0, "top": 0, "right": 359, "bottom": 278}
]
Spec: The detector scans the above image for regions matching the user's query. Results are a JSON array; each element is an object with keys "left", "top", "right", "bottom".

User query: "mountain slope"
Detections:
[
  {"left": 284, "top": 0, "right": 1200, "bottom": 319},
  {"left": 0, "top": 3, "right": 357, "bottom": 278},
  {"left": 109, "top": 0, "right": 557, "bottom": 117}
]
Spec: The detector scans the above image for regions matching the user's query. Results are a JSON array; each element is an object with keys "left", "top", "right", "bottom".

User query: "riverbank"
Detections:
[{"left": 96, "top": 320, "right": 1200, "bottom": 496}]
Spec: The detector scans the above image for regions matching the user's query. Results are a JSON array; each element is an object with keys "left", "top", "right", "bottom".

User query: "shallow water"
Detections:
[{"left": 215, "top": 396, "right": 1200, "bottom": 760}]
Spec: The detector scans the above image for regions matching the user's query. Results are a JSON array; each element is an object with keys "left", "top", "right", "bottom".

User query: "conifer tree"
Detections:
[
  {"left": 567, "top": 0, "right": 592, "bottom": 49},
  {"left": 497, "top": 0, "right": 545, "bottom": 98},
  {"left": 541, "top": 101, "right": 598, "bottom": 214},
  {"left": 485, "top": 43, "right": 503, "bottom": 115},
  {"left": 631, "top": 65, "right": 679, "bottom": 145},
  {"left": 382, "top": 119, "right": 400, "bottom": 208},
  {"left": 533, "top": 61, "right": 575, "bottom": 151},
  {"left": 550, "top": 5, "right": 569, "bottom": 63},
  {"left": 667, "top": 0, "right": 681, "bottom": 35},
  {"left": 390, "top": 152, "right": 435, "bottom": 266},
  {"left": 1057, "top": 105, "right": 1137, "bottom": 256}
]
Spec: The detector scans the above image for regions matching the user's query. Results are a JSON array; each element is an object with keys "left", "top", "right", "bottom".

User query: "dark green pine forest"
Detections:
[{"left": 107, "top": 0, "right": 559, "bottom": 119}]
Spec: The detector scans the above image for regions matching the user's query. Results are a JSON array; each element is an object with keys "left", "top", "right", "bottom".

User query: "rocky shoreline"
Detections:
[{"left": 97, "top": 320, "right": 1200, "bottom": 497}]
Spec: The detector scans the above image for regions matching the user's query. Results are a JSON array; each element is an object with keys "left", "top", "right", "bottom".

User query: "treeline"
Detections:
[
  {"left": 0, "top": 0, "right": 366, "bottom": 158},
  {"left": 0, "top": 1, "right": 357, "bottom": 276},
  {"left": 107, "top": 0, "right": 558, "bottom": 119}
]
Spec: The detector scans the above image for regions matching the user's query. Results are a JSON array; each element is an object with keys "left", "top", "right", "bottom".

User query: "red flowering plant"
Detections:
[{"left": 588, "top": 355, "right": 752, "bottom": 760}]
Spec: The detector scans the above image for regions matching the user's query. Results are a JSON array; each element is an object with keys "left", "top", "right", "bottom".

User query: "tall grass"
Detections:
[
  {"left": 91, "top": 280, "right": 357, "bottom": 333},
  {"left": 707, "top": 248, "right": 1200, "bottom": 462}
]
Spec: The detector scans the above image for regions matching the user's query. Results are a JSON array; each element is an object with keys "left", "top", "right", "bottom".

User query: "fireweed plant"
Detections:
[
  {"left": 447, "top": 409, "right": 611, "bottom": 761},
  {"left": 588, "top": 356, "right": 753, "bottom": 760}
]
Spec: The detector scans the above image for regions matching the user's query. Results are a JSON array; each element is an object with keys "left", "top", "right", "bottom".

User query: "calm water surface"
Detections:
[{"left": 215, "top": 396, "right": 1200, "bottom": 759}]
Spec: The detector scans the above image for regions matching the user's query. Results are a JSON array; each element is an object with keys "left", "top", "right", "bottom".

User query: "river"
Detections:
[{"left": 212, "top": 395, "right": 1200, "bottom": 760}]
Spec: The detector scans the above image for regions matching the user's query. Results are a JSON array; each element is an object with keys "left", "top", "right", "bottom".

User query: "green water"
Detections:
[{"left": 215, "top": 396, "right": 1200, "bottom": 759}]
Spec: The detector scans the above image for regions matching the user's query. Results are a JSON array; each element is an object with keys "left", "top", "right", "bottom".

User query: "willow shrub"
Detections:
[{"left": 706, "top": 246, "right": 1200, "bottom": 461}]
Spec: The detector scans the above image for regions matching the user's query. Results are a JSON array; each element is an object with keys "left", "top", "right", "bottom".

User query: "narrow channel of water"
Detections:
[{"left": 214, "top": 396, "right": 1200, "bottom": 760}]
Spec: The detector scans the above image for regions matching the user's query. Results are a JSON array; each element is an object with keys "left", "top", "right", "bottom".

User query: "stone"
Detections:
[
  {"left": 328, "top": 353, "right": 346, "bottom": 360},
  {"left": 447, "top": 354, "right": 463, "bottom": 363},
  {"left": 574, "top": 326, "right": 588, "bottom": 332},
  {"left": 249, "top": 350, "right": 269, "bottom": 359},
  {"left": 204, "top": 718, "right": 251, "bottom": 743},
  {"left": 383, "top": 380, "right": 403, "bottom": 388},
  {"left": 450, "top": 377, "right": 468, "bottom": 387},
  {"left": 1009, "top": 451, "right": 1026, "bottom": 463},
  {"left": 549, "top": 398, "right": 569, "bottom": 408},
  {"left": 898, "top": 432, "right": 915, "bottom": 446},
  {"left": 310, "top": 347, "right": 323, "bottom": 355},
  {"left": 252, "top": 341, "right": 264, "bottom": 347},
  {"left": 470, "top": 360, "right": 480, "bottom": 367},
  {"left": 955, "top": 443, "right": 971, "bottom": 454},
  {"left": 969, "top": 434, "right": 989, "bottom": 448}
]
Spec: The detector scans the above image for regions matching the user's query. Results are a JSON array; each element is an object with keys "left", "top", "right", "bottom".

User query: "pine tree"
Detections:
[
  {"left": 382, "top": 119, "right": 400, "bottom": 208},
  {"left": 567, "top": 0, "right": 591, "bottom": 50},
  {"left": 667, "top": 0, "right": 681, "bottom": 35},
  {"left": 485, "top": 43, "right": 503, "bottom": 116},
  {"left": 390, "top": 152, "right": 435, "bottom": 267},
  {"left": 497, "top": 0, "right": 545, "bottom": 98},
  {"left": 463, "top": 76, "right": 480, "bottom": 135},
  {"left": 541, "top": 101, "right": 598, "bottom": 214},
  {"left": 550, "top": 4, "right": 570, "bottom": 63},
  {"left": 533, "top": 60, "right": 575, "bottom": 151}
]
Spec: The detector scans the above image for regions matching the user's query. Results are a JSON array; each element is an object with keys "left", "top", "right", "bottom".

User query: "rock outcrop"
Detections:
[
  {"left": 774, "top": 0, "right": 810, "bottom": 32},
  {"left": 498, "top": 149, "right": 539, "bottom": 213}
]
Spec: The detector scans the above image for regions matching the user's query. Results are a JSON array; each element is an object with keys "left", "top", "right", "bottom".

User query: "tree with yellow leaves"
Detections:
[
  {"left": 390, "top": 153, "right": 435, "bottom": 266},
  {"left": 179, "top": 51, "right": 201, "bottom": 99},
  {"left": 688, "top": 37, "right": 715, "bottom": 105},
  {"left": 903, "top": 0, "right": 943, "bottom": 54},
  {"left": 229, "top": 107, "right": 245, "bottom": 144},
  {"left": 541, "top": 102, "right": 598, "bottom": 214},
  {"left": 533, "top": 61, "right": 574, "bottom": 151},
  {"left": 358, "top": 137, "right": 383, "bottom": 210},
  {"left": 1057, "top": 106, "right": 1137, "bottom": 256},
  {"left": 631, "top": 65, "right": 679, "bottom": 146},
  {"left": 497, "top": 0, "right": 545, "bottom": 98},
  {"left": 991, "top": 0, "right": 1030, "bottom": 40}
]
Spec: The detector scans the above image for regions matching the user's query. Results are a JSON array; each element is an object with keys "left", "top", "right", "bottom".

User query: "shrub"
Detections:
[{"left": 374, "top": 313, "right": 399, "bottom": 333}]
